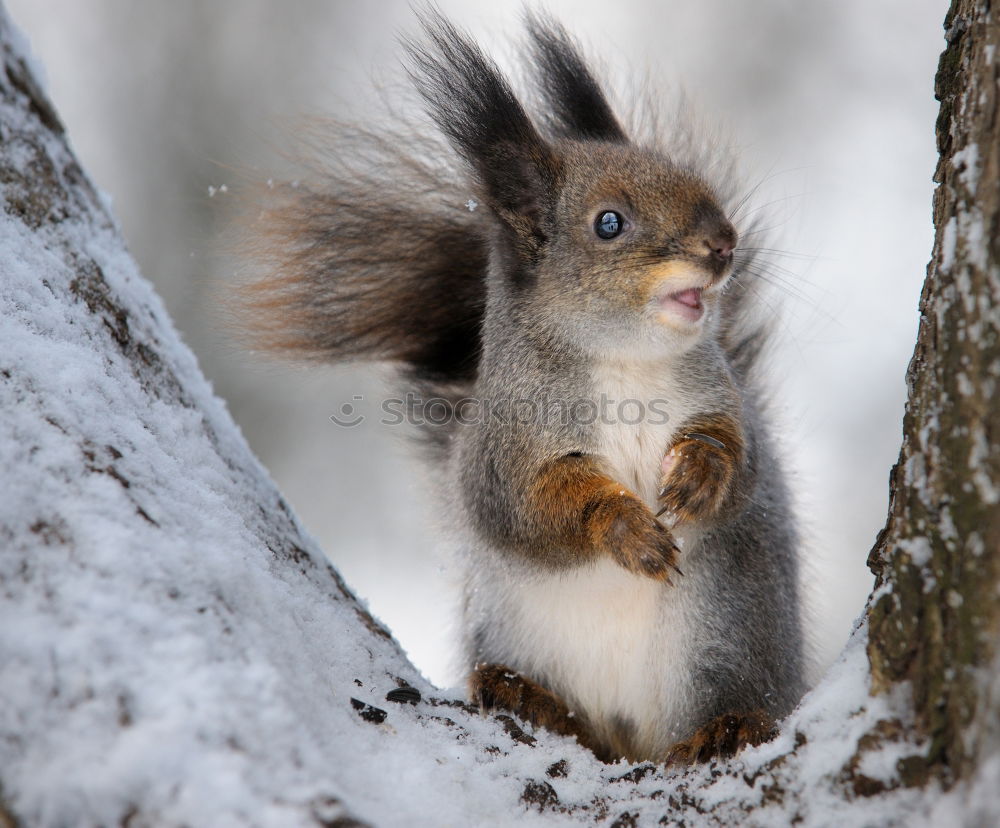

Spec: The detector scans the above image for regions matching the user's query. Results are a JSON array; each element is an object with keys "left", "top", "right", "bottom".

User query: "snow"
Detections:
[
  {"left": 897, "top": 536, "right": 933, "bottom": 568},
  {"left": 644, "top": 624, "right": 932, "bottom": 826},
  {"left": 940, "top": 216, "right": 958, "bottom": 272},
  {"left": 958, "top": 207, "right": 989, "bottom": 273},
  {"left": 953, "top": 141, "right": 980, "bottom": 193},
  {"left": 0, "top": 8, "right": 993, "bottom": 827}
]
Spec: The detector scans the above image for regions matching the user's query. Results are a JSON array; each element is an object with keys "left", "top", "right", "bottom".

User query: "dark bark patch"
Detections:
[
  {"left": 29, "top": 518, "right": 69, "bottom": 546},
  {"left": 612, "top": 763, "right": 657, "bottom": 784},
  {"left": 349, "top": 698, "right": 387, "bottom": 725},
  {"left": 494, "top": 714, "right": 536, "bottom": 746},
  {"left": 546, "top": 759, "right": 569, "bottom": 778},
  {"left": 609, "top": 811, "right": 638, "bottom": 828},
  {"left": 520, "top": 779, "right": 559, "bottom": 811}
]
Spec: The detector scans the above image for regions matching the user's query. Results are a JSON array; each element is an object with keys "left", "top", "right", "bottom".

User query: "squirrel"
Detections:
[{"left": 237, "top": 10, "right": 806, "bottom": 765}]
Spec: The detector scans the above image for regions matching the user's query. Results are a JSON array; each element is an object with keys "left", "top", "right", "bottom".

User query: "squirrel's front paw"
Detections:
[
  {"left": 657, "top": 429, "right": 739, "bottom": 525},
  {"left": 584, "top": 492, "right": 682, "bottom": 582}
]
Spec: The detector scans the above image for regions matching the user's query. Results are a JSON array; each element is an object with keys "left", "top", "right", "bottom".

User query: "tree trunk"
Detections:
[
  {"left": 866, "top": 0, "right": 1000, "bottom": 793},
  {"left": 0, "top": 0, "right": 997, "bottom": 825}
]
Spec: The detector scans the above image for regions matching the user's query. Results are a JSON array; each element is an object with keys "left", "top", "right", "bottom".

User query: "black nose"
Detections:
[{"left": 705, "top": 224, "right": 737, "bottom": 263}]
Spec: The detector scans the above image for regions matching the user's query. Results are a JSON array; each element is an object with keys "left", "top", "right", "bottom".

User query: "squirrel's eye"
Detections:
[{"left": 595, "top": 210, "right": 623, "bottom": 240}]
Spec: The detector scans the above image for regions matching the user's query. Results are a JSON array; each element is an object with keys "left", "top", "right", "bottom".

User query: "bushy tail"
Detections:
[{"left": 237, "top": 123, "right": 487, "bottom": 387}]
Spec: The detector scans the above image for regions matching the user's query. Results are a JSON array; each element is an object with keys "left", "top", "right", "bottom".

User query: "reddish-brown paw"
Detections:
[
  {"left": 664, "top": 710, "right": 776, "bottom": 766},
  {"left": 657, "top": 417, "right": 744, "bottom": 525},
  {"left": 470, "top": 663, "right": 585, "bottom": 740},
  {"left": 584, "top": 491, "right": 682, "bottom": 582}
]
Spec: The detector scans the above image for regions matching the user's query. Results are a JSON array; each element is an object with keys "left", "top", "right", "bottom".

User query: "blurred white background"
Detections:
[{"left": 8, "top": 0, "right": 947, "bottom": 687}]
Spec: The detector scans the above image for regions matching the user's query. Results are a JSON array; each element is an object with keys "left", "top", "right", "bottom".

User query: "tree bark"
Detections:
[
  {"left": 866, "top": 0, "right": 1000, "bottom": 790},
  {"left": 0, "top": 0, "right": 998, "bottom": 825}
]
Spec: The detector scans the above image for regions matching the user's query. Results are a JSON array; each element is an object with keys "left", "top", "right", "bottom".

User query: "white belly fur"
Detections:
[
  {"left": 474, "top": 356, "right": 712, "bottom": 758},
  {"left": 496, "top": 558, "right": 700, "bottom": 758}
]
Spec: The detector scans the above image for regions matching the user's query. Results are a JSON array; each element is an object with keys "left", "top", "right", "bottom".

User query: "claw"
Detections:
[{"left": 684, "top": 432, "right": 727, "bottom": 451}]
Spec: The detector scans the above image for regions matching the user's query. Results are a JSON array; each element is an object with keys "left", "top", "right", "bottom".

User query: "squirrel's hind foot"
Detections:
[
  {"left": 470, "top": 663, "right": 597, "bottom": 746},
  {"left": 664, "top": 710, "right": 777, "bottom": 766}
]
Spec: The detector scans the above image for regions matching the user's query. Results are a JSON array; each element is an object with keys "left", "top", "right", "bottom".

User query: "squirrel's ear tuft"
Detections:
[
  {"left": 524, "top": 11, "right": 628, "bottom": 144},
  {"left": 406, "top": 11, "right": 560, "bottom": 259}
]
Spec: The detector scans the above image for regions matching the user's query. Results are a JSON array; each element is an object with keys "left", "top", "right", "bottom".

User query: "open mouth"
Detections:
[{"left": 658, "top": 287, "right": 704, "bottom": 323}]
